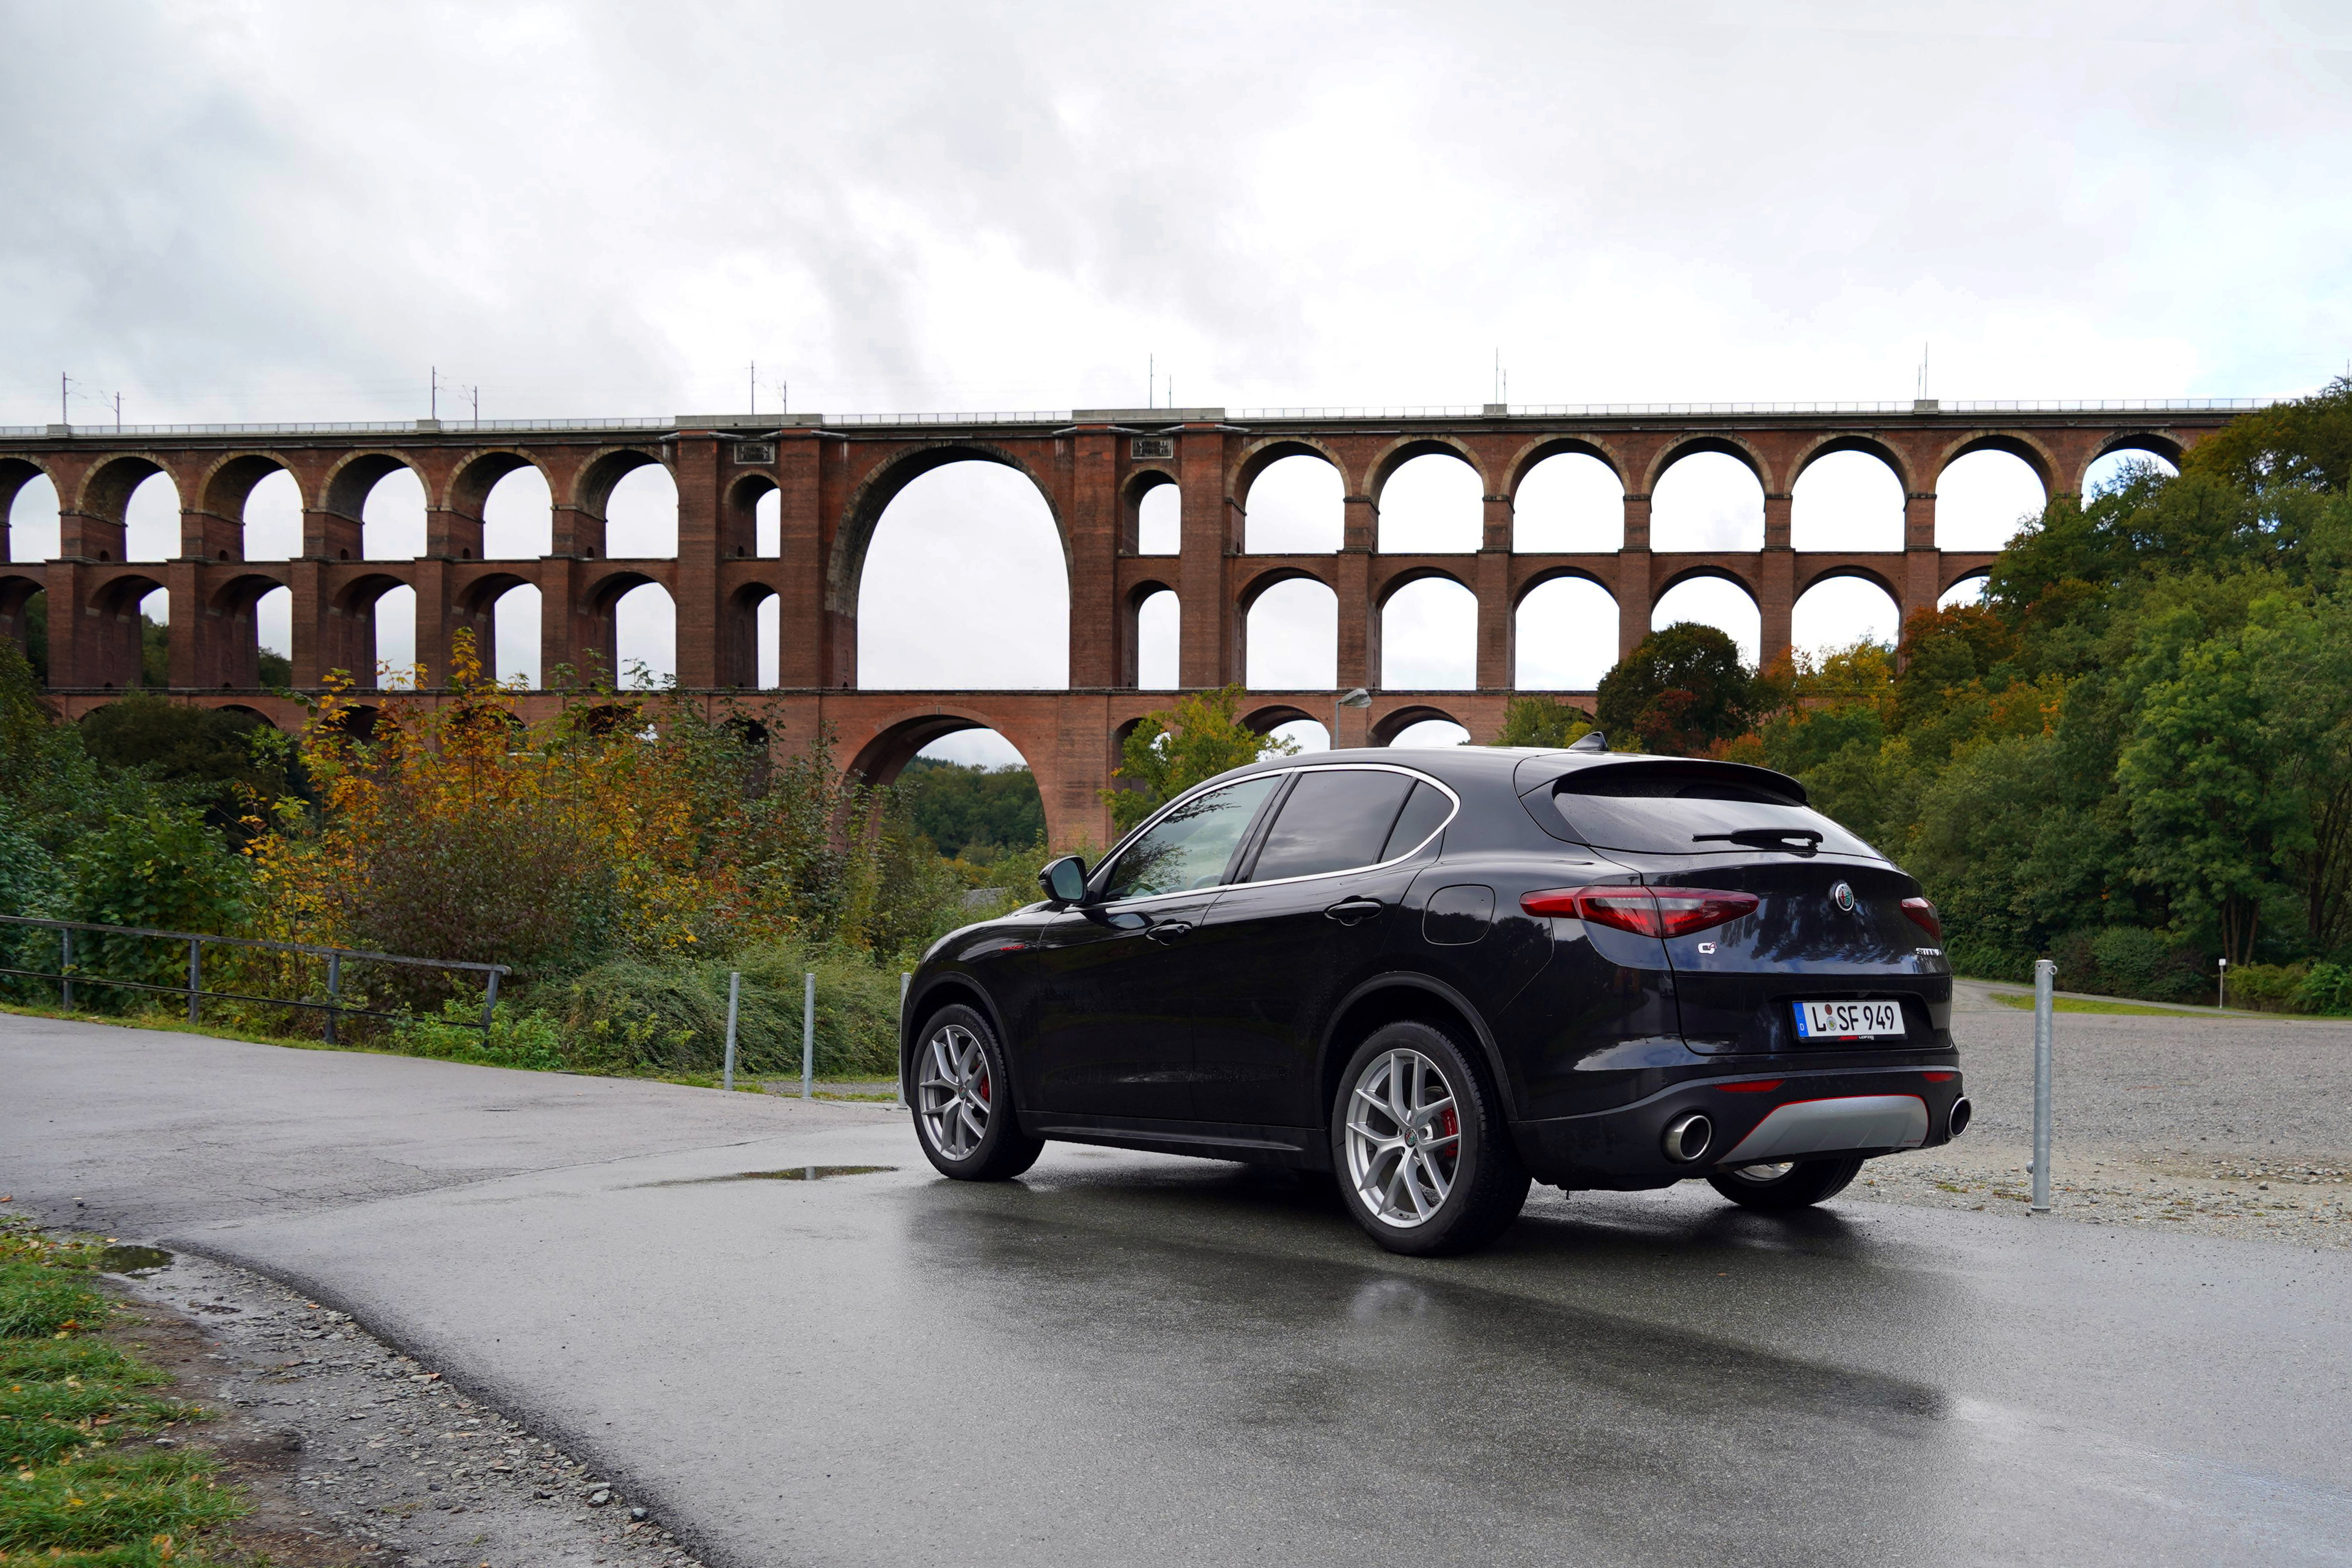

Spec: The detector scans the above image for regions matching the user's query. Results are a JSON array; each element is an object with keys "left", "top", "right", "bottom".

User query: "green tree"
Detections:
[
  {"left": 22, "top": 591, "right": 46, "bottom": 685},
  {"left": 1593, "top": 623, "right": 1767, "bottom": 756},
  {"left": 2270, "top": 598, "right": 2352, "bottom": 951},
  {"left": 1104, "top": 686, "right": 1296, "bottom": 834},
  {"left": 1490, "top": 695, "right": 1593, "bottom": 748},
  {"left": 1893, "top": 606, "right": 2016, "bottom": 732},
  {"left": 78, "top": 693, "right": 301, "bottom": 836},
  {"left": 2114, "top": 599, "right": 2315, "bottom": 964},
  {"left": 2184, "top": 374, "right": 2352, "bottom": 497},
  {"left": 901, "top": 757, "right": 1047, "bottom": 855},
  {"left": 0, "top": 638, "right": 114, "bottom": 847},
  {"left": 62, "top": 803, "right": 253, "bottom": 997},
  {"left": 139, "top": 614, "right": 168, "bottom": 688},
  {"left": 1908, "top": 733, "right": 2119, "bottom": 977}
]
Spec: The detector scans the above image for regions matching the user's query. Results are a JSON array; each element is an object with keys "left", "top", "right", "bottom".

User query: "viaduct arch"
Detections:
[{"left": 0, "top": 398, "right": 2254, "bottom": 846}]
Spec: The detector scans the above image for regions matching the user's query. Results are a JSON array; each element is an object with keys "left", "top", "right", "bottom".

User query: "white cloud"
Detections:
[{"left": 5, "top": 0, "right": 2346, "bottom": 703}]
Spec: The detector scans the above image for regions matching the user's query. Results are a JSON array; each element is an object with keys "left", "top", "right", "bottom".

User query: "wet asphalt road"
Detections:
[{"left": 6, "top": 1014, "right": 2351, "bottom": 1566}]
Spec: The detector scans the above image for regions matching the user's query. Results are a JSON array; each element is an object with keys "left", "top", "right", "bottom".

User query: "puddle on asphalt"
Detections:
[
  {"left": 98, "top": 1243, "right": 173, "bottom": 1275},
  {"left": 638, "top": 1165, "right": 898, "bottom": 1188}
]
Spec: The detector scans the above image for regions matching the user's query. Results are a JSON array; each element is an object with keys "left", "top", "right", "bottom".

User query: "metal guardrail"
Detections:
[
  {"left": 824, "top": 410, "right": 1073, "bottom": 426},
  {"left": 1233, "top": 398, "right": 2283, "bottom": 419},
  {"left": 0, "top": 396, "right": 2287, "bottom": 443},
  {"left": 0, "top": 914, "right": 508, "bottom": 1040},
  {"left": 0, "top": 417, "right": 677, "bottom": 438}
]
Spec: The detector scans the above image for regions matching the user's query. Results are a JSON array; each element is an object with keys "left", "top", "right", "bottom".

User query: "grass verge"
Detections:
[
  {"left": 1986, "top": 992, "right": 2240, "bottom": 1018},
  {"left": 0, "top": 999, "right": 899, "bottom": 1094},
  {"left": 0, "top": 1223, "right": 243, "bottom": 1566}
]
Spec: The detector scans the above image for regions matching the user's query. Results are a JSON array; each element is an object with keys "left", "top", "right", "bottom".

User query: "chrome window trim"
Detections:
[
  {"left": 1088, "top": 763, "right": 1461, "bottom": 909},
  {"left": 1087, "top": 774, "right": 1288, "bottom": 909}
]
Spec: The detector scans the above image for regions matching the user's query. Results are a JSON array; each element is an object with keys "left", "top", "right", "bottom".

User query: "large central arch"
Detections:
[
  {"left": 830, "top": 443, "right": 1068, "bottom": 621},
  {"left": 843, "top": 446, "right": 1070, "bottom": 692}
]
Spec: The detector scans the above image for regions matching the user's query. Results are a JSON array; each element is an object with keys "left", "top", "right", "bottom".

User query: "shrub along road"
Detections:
[{"left": 4, "top": 1012, "right": 2350, "bottom": 1567}]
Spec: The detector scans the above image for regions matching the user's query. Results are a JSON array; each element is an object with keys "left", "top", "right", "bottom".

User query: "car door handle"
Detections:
[
  {"left": 1324, "top": 898, "right": 1384, "bottom": 925},
  {"left": 1145, "top": 921, "right": 1195, "bottom": 943}
]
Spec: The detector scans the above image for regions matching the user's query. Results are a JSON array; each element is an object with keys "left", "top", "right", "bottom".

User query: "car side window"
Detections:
[
  {"left": 1247, "top": 768, "right": 1418, "bottom": 882},
  {"left": 1097, "top": 776, "right": 1280, "bottom": 902},
  {"left": 1381, "top": 781, "right": 1453, "bottom": 861}
]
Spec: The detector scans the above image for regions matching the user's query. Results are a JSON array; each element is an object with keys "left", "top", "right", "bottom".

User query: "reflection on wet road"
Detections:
[{"left": 842, "top": 1152, "right": 2352, "bottom": 1566}]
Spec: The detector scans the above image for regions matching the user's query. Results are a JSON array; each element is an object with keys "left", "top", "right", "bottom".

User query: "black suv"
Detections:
[{"left": 900, "top": 738, "right": 1967, "bottom": 1255}]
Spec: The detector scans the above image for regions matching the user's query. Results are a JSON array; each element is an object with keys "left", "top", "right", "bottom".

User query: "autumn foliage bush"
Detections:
[
  {"left": 218, "top": 632, "right": 978, "bottom": 1051},
  {"left": 259, "top": 638, "right": 880, "bottom": 950}
]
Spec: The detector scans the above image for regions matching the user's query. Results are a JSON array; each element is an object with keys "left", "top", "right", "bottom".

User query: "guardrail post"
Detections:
[
  {"left": 2032, "top": 958, "right": 2055, "bottom": 1213},
  {"left": 801, "top": 971, "right": 815, "bottom": 1100},
  {"left": 723, "top": 971, "right": 741, "bottom": 1092},
  {"left": 898, "top": 972, "right": 911, "bottom": 1108},
  {"left": 325, "top": 952, "right": 340, "bottom": 1044},
  {"left": 0, "top": 916, "right": 510, "bottom": 1038}
]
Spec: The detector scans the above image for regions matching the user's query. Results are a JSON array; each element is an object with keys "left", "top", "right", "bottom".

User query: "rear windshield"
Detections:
[{"left": 1539, "top": 764, "right": 1881, "bottom": 860}]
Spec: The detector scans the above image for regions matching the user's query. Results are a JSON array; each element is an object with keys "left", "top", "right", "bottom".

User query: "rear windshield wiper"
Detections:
[{"left": 1691, "top": 827, "right": 1823, "bottom": 856}]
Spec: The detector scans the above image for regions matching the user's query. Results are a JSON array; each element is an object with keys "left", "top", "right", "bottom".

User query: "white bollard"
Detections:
[
  {"left": 801, "top": 971, "right": 816, "bottom": 1100},
  {"left": 722, "top": 971, "right": 741, "bottom": 1092},
  {"left": 2032, "top": 957, "right": 2054, "bottom": 1213}
]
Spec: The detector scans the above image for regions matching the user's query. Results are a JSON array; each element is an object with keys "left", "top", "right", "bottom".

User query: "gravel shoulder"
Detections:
[
  {"left": 94, "top": 1245, "right": 712, "bottom": 1568},
  {"left": 1841, "top": 981, "right": 2352, "bottom": 1246}
]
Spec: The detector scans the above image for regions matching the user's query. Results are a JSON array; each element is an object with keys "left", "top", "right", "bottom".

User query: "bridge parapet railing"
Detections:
[
  {"left": 0, "top": 396, "right": 2284, "bottom": 443},
  {"left": 0, "top": 914, "right": 507, "bottom": 1041}
]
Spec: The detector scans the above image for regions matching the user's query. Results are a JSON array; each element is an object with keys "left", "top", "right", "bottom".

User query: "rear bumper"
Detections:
[{"left": 1509, "top": 1065, "right": 1965, "bottom": 1190}]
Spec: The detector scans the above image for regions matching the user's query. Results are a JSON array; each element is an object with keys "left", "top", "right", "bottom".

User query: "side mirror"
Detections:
[{"left": 1037, "top": 854, "right": 1090, "bottom": 905}]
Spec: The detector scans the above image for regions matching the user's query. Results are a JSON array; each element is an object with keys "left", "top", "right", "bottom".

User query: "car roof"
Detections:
[{"left": 1205, "top": 745, "right": 1806, "bottom": 802}]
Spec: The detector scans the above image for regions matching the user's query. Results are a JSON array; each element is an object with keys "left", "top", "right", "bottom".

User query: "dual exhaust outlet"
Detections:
[{"left": 1660, "top": 1095, "right": 1974, "bottom": 1164}]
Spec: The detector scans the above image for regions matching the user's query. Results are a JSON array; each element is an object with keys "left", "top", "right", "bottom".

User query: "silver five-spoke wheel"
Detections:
[
  {"left": 1344, "top": 1047, "right": 1461, "bottom": 1229},
  {"left": 917, "top": 1022, "right": 993, "bottom": 1161}
]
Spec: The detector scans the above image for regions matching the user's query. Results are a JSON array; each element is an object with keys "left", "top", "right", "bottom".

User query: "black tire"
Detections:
[
  {"left": 1329, "top": 1020, "right": 1529, "bottom": 1256},
  {"left": 1706, "top": 1155, "right": 1866, "bottom": 1211},
  {"left": 908, "top": 1004, "right": 1044, "bottom": 1181}
]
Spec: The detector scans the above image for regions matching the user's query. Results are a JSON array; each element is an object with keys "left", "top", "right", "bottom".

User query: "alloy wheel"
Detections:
[
  {"left": 1344, "top": 1047, "right": 1462, "bottom": 1229},
  {"left": 1723, "top": 1161, "right": 1796, "bottom": 1183},
  {"left": 917, "top": 1022, "right": 992, "bottom": 1161}
]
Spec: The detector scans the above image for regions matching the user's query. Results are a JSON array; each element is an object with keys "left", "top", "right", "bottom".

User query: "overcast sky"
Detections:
[{"left": 5, "top": 1, "right": 2347, "bottom": 763}]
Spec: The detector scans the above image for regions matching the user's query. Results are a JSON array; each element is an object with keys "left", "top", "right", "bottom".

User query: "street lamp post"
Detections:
[{"left": 1334, "top": 687, "right": 1372, "bottom": 751}]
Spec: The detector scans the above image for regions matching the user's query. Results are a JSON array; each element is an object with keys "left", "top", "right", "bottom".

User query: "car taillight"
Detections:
[
  {"left": 1520, "top": 886, "right": 1758, "bottom": 938},
  {"left": 1650, "top": 888, "right": 1760, "bottom": 937},
  {"left": 1900, "top": 897, "right": 1942, "bottom": 940}
]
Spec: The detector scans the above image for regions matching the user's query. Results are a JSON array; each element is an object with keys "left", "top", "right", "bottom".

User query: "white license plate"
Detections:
[{"left": 1795, "top": 999, "right": 1904, "bottom": 1039}]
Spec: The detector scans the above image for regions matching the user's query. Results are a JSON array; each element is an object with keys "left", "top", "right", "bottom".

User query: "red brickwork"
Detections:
[{"left": 0, "top": 404, "right": 2226, "bottom": 846}]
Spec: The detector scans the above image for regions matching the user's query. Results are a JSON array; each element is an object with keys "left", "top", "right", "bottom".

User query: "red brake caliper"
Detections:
[
  {"left": 1439, "top": 1105, "right": 1458, "bottom": 1159},
  {"left": 977, "top": 1068, "right": 990, "bottom": 1104}
]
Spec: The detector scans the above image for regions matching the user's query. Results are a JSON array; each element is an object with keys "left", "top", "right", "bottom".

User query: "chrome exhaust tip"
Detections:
[
  {"left": 1662, "top": 1112, "right": 1713, "bottom": 1164},
  {"left": 1948, "top": 1096, "right": 1973, "bottom": 1139}
]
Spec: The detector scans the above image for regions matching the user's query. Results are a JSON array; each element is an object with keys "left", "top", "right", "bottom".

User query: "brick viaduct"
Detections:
[{"left": 0, "top": 399, "right": 2244, "bottom": 847}]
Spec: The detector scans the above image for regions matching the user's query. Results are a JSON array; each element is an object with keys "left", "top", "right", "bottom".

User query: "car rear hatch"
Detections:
[{"left": 1519, "top": 757, "right": 1952, "bottom": 1054}]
